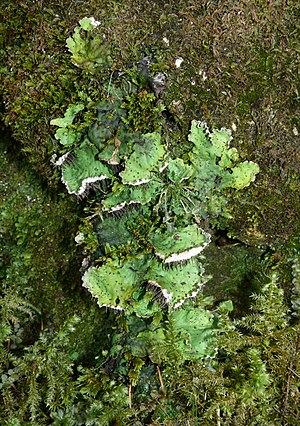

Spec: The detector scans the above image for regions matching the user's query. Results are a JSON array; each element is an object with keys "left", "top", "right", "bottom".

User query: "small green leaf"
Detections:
[
  {"left": 146, "top": 259, "right": 206, "bottom": 308},
  {"left": 82, "top": 256, "right": 148, "bottom": 312},
  {"left": 102, "top": 179, "right": 162, "bottom": 212},
  {"left": 171, "top": 305, "right": 216, "bottom": 359},
  {"left": 70, "top": 351, "right": 79, "bottom": 361},
  {"left": 120, "top": 133, "right": 165, "bottom": 184},
  {"left": 61, "top": 140, "right": 113, "bottom": 195},
  {"left": 149, "top": 225, "right": 209, "bottom": 262},
  {"left": 50, "top": 104, "right": 85, "bottom": 128},
  {"left": 79, "top": 17, "right": 94, "bottom": 31},
  {"left": 167, "top": 158, "right": 193, "bottom": 183},
  {"left": 221, "top": 161, "right": 260, "bottom": 190}
]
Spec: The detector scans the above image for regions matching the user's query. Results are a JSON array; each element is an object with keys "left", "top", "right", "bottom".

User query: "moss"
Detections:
[
  {"left": 203, "top": 239, "right": 268, "bottom": 316},
  {"left": 1, "top": 0, "right": 299, "bottom": 244},
  {"left": 0, "top": 1, "right": 300, "bottom": 422},
  {"left": 158, "top": 1, "right": 300, "bottom": 246},
  {"left": 0, "top": 132, "right": 83, "bottom": 331}
]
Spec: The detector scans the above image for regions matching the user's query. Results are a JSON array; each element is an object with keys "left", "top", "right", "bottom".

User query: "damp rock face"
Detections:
[
  {"left": 0, "top": 0, "right": 299, "bottom": 245},
  {"left": 0, "top": 2, "right": 300, "bottom": 425}
]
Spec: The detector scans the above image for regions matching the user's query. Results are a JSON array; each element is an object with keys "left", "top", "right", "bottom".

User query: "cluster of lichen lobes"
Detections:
[
  {"left": 66, "top": 17, "right": 112, "bottom": 73},
  {"left": 51, "top": 17, "right": 259, "bottom": 362}
]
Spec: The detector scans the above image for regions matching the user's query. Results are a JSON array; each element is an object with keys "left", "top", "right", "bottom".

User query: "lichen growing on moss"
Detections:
[
  {"left": 66, "top": 17, "right": 112, "bottom": 73},
  {"left": 50, "top": 21, "right": 259, "bottom": 364},
  {"left": 1, "top": 0, "right": 299, "bottom": 246},
  {"left": 0, "top": 1, "right": 300, "bottom": 423}
]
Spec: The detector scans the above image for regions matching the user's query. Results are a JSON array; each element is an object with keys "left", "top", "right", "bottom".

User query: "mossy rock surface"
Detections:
[
  {"left": 0, "top": 2, "right": 300, "bottom": 424},
  {"left": 1, "top": 0, "right": 299, "bottom": 244},
  {"left": 0, "top": 133, "right": 83, "bottom": 330}
]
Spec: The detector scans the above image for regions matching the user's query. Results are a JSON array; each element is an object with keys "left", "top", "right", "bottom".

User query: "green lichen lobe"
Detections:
[{"left": 66, "top": 17, "right": 112, "bottom": 73}]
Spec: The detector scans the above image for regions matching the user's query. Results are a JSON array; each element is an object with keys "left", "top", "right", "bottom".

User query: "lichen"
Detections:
[
  {"left": 1, "top": 1, "right": 300, "bottom": 422},
  {"left": 49, "top": 19, "right": 261, "bottom": 360},
  {"left": 66, "top": 17, "right": 112, "bottom": 73}
]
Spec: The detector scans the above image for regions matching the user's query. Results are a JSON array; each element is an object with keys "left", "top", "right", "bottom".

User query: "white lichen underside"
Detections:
[
  {"left": 63, "top": 175, "right": 108, "bottom": 196},
  {"left": 103, "top": 200, "right": 141, "bottom": 213},
  {"left": 155, "top": 229, "right": 211, "bottom": 263},
  {"left": 122, "top": 178, "right": 151, "bottom": 186},
  {"left": 82, "top": 268, "right": 125, "bottom": 311}
]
